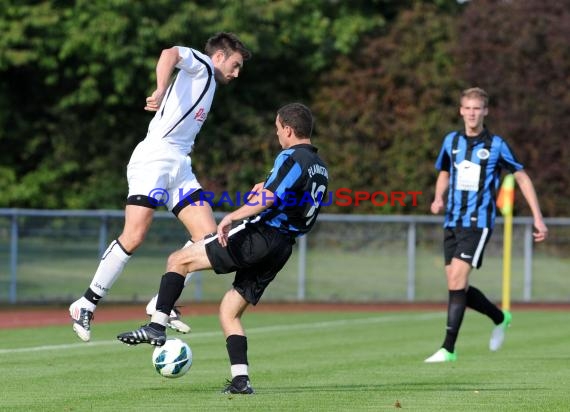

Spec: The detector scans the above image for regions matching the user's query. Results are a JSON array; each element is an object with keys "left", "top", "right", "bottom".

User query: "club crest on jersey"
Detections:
[
  {"left": 194, "top": 107, "right": 208, "bottom": 122},
  {"left": 477, "top": 148, "right": 490, "bottom": 160}
]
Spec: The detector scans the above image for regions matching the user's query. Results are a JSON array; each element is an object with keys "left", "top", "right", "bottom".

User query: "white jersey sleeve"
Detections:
[{"left": 175, "top": 46, "right": 201, "bottom": 74}]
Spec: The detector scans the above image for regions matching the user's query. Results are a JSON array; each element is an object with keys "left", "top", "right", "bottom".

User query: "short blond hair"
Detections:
[{"left": 461, "top": 87, "right": 489, "bottom": 107}]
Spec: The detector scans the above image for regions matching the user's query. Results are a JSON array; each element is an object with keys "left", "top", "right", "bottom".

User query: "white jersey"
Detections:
[{"left": 145, "top": 47, "right": 217, "bottom": 154}]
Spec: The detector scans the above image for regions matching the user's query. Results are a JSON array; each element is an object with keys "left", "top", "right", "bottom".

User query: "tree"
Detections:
[
  {"left": 313, "top": 3, "right": 462, "bottom": 213},
  {"left": 456, "top": 0, "right": 570, "bottom": 216},
  {"left": 0, "top": 0, "right": 179, "bottom": 207},
  {"left": 0, "top": 0, "right": 392, "bottom": 209}
]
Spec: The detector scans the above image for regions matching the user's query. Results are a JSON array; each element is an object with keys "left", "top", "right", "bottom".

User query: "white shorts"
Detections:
[{"left": 126, "top": 139, "right": 202, "bottom": 211}]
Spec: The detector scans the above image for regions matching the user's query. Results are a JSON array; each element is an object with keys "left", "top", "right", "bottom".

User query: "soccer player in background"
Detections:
[
  {"left": 69, "top": 33, "right": 251, "bottom": 342},
  {"left": 117, "top": 103, "right": 329, "bottom": 394},
  {"left": 424, "top": 87, "right": 548, "bottom": 363}
]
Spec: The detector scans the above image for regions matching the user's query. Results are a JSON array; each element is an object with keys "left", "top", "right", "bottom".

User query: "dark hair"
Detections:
[
  {"left": 277, "top": 103, "right": 314, "bottom": 139},
  {"left": 204, "top": 32, "right": 251, "bottom": 60}
]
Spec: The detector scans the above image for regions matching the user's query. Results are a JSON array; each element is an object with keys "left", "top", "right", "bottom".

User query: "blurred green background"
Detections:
[
  {"left": 1, "top": 0, "right": 568, "bottom": 215},
  {"left": 1, "top": 1, "right": 568, "bottom": 305}
]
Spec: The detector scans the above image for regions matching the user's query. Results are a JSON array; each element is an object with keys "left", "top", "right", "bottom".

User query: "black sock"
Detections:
[
  {"left": 83, "top": 288, "right": 103, "bottom": 306},
  {"left": 226, "top": 334, "right": 248, "bottom": 366},
  {"left": 466, "top": 285, "right": 504, "bottom": 325},
  {"left": 148, "top": 322, "right": 166, "bottom": 332},
  {"left": 442, "top": 289, "right": 467, "bottom": 353},
  {"left": 155, "top": 272, "right": 185, "bottom": 316}
]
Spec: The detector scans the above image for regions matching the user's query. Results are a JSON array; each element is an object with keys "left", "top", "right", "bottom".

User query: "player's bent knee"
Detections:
[{"left": 166, "top": 251, "right": 187, "bottom": 274}]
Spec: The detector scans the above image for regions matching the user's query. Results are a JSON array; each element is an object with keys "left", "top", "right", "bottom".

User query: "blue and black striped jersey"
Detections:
[
  {"left": 258, "top": 144, "right": 329, "bottom": 237},
  {"left": 435, "top": 129, "right": 523, "bottom": 229}
]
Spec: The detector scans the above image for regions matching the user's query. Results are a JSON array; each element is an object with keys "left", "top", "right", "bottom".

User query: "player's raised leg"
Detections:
[
  {"left": 144, "top": 198, "right": 217, "bottom": 333},
  {"left": 119, "top": 237, "right": 210, "bottom": 346},
  {"left": 118, "top": 271, "right": 187, "bottom": 346},
  {"left": 70, "top": 204, "right": 153, "bottom": 341},
  {"left": 145, "top": 240, "right": 196, "bottom": 333}
]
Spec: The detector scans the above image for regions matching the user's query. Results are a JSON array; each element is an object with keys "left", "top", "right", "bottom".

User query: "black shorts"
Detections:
[
  {"left": 443, "top": 227, "right": 492, "bottom": 269},
  {"left": 205, "top": 222, "right": 294, "bottom": 305}
]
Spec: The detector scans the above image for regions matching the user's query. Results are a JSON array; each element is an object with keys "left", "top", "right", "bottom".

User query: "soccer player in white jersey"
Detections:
[{"left": 69, "top": 33, "right": 251, "bottom": 342}]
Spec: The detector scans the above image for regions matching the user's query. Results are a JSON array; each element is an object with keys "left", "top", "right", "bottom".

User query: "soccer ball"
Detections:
[{"left": 152, "top": 338, "right": 193, "bottom": 378}]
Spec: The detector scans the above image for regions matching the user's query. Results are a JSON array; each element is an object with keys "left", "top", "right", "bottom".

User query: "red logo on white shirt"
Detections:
[{"left": 194, "top": 108, "right": 207, "bottom": 122}]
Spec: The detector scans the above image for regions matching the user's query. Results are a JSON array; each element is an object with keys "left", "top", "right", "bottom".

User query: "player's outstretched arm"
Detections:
[
  {"left": 514, "top": 170, "right": 548, "bottom": 242},
  {"left": 217, "top": 188, "right": 276, "bottom": 247}
]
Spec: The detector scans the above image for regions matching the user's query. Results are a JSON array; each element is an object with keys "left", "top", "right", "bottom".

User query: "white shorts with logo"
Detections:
[{"left": 126, "top": 139, "right": 202, "bottom": 211}]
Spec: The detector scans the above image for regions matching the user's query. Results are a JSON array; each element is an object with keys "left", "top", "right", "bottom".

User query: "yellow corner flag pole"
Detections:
[{"left": 496, "top": 174, "right": 515, "bottom": 311}]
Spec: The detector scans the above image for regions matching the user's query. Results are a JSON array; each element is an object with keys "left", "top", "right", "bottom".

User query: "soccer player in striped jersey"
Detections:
[
  {"left": 424, "top": 87, "right": 548, "bottom": 363},
  {"left": 69, "top": 33, "right": 251, "bottom": 342},
  {"left": 117, "top": 103, "right": 328, "bottom": 394}
]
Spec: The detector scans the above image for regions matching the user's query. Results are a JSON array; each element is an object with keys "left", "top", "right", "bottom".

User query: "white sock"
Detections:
[
  {"left": 145, "top": 294, "right": 159, "bottom": 316},
  {"left": 231, "top": 364, "right": 249, "bottom": 378},
  {"left": 75, "top": 296, "right": 96, "bottom": 312},
  {"left": 150, "top": 311, "right": 169, "bottom": 327},
  {"left": 184, "top": 271, "right": 195, "bottom": 286},
  {"left": 88, "top": 240, "right": 130, "bottom": 298}
]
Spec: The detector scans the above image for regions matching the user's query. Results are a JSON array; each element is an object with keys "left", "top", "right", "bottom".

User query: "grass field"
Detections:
[{"left": 0, "top": 310, "right": 568, "bottom": 411}]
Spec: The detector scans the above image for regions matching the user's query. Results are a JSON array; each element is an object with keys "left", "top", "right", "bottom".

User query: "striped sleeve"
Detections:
[
  {"left": 498, "top": 138, "right": 524, "bottom": 173},
  {"left": 264, "top": 151, "right": 302, "bottom": 201},
  {"left": 435, "top": 134, "right": 452, "bottom": 171}
]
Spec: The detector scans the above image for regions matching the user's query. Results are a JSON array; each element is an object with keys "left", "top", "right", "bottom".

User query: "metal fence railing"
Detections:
[{"left": 1, "top": 209, "right": 569, "bottom": 304}]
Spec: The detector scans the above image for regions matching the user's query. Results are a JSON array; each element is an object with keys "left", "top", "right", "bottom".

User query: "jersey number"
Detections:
[{"left": 306, "top": 182, "right": 326, "bottom": 226}]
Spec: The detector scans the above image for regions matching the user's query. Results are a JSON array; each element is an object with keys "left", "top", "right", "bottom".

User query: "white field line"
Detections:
[{"left": 0, "top": 312, "right": 443, "bottom": 355}]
